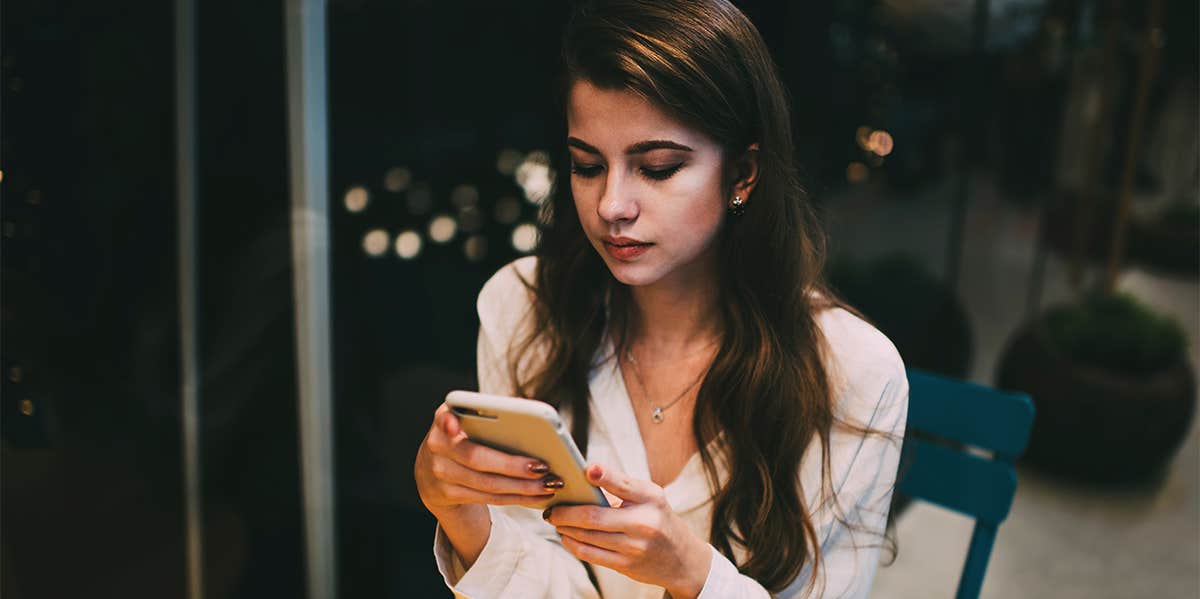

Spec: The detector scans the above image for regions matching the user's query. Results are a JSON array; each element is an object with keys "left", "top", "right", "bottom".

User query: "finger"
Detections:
[
  {"left": 445, "top": 435, "right": 550, "bottom": 480},
  {"left": 435, "top": 457, "right": 561, "bottom": 497},
  {"left": 555, "top": 525, "right": 636, "bottom": 555},
  {"left": 442, "top": 483, "right": 555, "bottom": 508},
  {"left": 586, "top": 463, "right": 662, "bottom": 505},
  {"left": 546, "top": 504, "right": 638, "bottom": 534},
  {"left": 430, "top": 404, "right": 464, "bottom": 443},
  {"left": 559, "top": 535, "right": 628, "bottom": 572},
  {"left": 441, "top": 407, "right": 465, "bottom": 440}
]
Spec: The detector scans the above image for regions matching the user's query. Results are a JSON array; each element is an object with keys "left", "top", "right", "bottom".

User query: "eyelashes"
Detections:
[{"left": 569, "top": 163, "right": 684, "bottom": 181}]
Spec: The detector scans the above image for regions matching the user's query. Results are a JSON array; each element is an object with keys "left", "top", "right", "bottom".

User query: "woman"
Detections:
[{"left": 414, "top": 1, "right": 908, "bottom": 597}]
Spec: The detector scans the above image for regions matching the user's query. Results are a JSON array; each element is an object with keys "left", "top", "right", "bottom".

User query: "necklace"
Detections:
[{"left": 623, "top": 341, "right": 716, "bottom": 424}]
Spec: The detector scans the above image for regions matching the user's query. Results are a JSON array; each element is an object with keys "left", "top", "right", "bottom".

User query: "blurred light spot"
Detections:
[
  {"left": 868, "top": 130, "right": 894, "bottom": 156},
  {"left": 511, "top": 222, "right": 539, "bottom": 253},
  {"left": 407, "top": 183, "right": 433, "bottom": 215},
  {"left": 496, "top": 148, "right": 523, "bottom": 176},
  {"left": 19, "top": 399, "right": 33, "bottom": 416},
  {"left": 383, "top": 167, "right": 412, "bottom": 192},
  {"left": 9, "top": 366, "right": 22, "bottom": 383},
  {"left": 0, "top": 170, "right": 5, "bottom": 183},
  {"left": 394, "top": 229, "right": 422, "bottom": 260},
  {"left": 344, "top": 185, "right": 369, "bottom": 213},
  {"left": 856, "top": 126, "right": 872, "bottom": 150},
  {"left": 494, "top": 196, "right": 521, "bottom": 224},
  {"left": 429, "top": 214, "right": 458, "bottom": 243},
  {"left": 464, "top": 235, "right": 488, "bottom": 262},
  {"left": 363, "top": 229, "right": 389, "bottom": 256},
  {"left": 458, "top": 205, "right": 483, "bottom": 232},
  {"left": 450, "top": 184, "right": 480, "bottom": 209},
  {"left": 846, "top": 162, "right": 869, "bottom": 184},
  {"left": 516, "top": 151, "right": 556, "bottom": 205}
]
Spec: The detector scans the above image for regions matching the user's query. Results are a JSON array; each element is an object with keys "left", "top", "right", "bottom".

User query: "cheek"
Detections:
[{"left": 655, "top": 175, "right": 726, "bottom": 245}]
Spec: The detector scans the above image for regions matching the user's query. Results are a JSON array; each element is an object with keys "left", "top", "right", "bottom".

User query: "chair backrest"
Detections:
[{"left": 896, "top": 368, "right": 1035, "bottom": 599}]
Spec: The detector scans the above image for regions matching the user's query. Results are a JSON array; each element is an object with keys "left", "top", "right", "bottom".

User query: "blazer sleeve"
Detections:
[{"left": 430, "top": 258, "right": 601, "bottom": 599}]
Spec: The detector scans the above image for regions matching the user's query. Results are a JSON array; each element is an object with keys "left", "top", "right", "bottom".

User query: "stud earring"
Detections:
[{"left": 728, "top": 195, "right": 745, "bottom": 217}]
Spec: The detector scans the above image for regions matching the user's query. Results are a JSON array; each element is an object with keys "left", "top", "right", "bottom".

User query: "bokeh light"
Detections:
[
  {"left": 847, "top": 162, "right": 869, "bottom": 184},
  {"left": 868, "top": 130, "right": 894, "bottom": 156},
  {"left": 464, "top": 235, "right": 487, "bottom": 262},
  {"left": 344, "top": 185, "right": 369, "bottom": 213},
  {"left": 383, "top": 167, "right": 412, "bottom": 192},
  {"left": 515, "top": 151, "right": 556, "bottom": 205},
  {"left": 856, "top": 126, "right": 872, "bottom": 150},
  {"left": 511, "top": 222, "right": 539, "bottom": 253},
  {"left": 362, "top": 228, "right": 389, "bottom": 256},
  {"left": 394, "top": 229, "right": 422, "bottom": 260},
  {"left": 428, "top": 214, "right": 458, "bottom": 244}
]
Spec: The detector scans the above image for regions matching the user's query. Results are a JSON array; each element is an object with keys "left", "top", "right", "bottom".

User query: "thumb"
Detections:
[{"left": 587, "top": 463, "right": 660, "bottom": 505}]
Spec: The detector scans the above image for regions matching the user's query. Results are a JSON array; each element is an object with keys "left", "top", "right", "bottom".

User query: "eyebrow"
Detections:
[{"left": 566, "top": 137, "right": 694, "bottom": 156}]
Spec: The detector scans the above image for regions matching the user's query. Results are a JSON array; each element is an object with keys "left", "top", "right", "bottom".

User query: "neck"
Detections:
[{"left": 627, "top": 253, "right": 722, "bottom": 358}]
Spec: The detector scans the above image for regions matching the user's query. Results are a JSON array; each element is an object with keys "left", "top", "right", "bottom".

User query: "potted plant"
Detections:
[{"left": 997, "top": 293, "right": 1192, "bottom": 483}]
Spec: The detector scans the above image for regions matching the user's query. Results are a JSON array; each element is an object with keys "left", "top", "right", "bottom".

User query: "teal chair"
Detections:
[{"left": 895, "top": 368, "right": 1036, "bottom": 599}]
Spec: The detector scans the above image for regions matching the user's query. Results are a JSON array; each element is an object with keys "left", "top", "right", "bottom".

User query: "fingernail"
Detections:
[
  {"left": 542, "top": 506, "right": 554, "bottom": 520},
  {"left": 542, "top": 476, "right": 564, "bottom": 489},
  {"left": 528, "top": 462, "right": 549, "bottom": 474}
]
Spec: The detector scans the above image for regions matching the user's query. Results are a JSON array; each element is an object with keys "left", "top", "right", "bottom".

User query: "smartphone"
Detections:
[{"left": 445, "top": 390, "right": 609, "bottom": 508}]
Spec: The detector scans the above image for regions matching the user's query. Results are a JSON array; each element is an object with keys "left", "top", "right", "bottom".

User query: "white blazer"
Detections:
[{"left": 433, "top": 256, "right": 909, "bottom": 598}]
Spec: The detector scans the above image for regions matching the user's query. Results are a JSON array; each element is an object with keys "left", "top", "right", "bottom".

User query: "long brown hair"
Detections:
[{"left": 507, "top": 0, "right": 899, "bottom": 593}]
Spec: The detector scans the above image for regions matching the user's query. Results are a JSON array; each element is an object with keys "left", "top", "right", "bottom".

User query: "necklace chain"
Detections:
[{"left": 623, "top": 340, "right": 717, "bottom": 424}]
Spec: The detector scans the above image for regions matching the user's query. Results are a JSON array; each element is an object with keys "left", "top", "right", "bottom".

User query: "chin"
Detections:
[{"left": 599, "top": 257, "right": 665, "bottom": 287}]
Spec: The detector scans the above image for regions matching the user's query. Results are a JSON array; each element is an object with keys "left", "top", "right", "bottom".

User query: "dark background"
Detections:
[{"left": 2, "top": 0, "right": 1195, "bottom": 597}]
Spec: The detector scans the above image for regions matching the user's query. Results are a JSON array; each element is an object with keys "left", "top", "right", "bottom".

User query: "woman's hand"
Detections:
[
  {"left": 415, "top": 403, "right": 562, "bottom": 517},
  {"left": 544, "top": 464, "right": 713, "bottom": 599}
]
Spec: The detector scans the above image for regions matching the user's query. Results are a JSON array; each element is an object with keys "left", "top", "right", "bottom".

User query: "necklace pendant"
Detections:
[{"left": 651, "top": 406, "right": 664, "bottom": 424}]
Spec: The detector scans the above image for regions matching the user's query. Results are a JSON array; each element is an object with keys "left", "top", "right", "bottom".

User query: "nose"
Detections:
[{"left": 596, "top": 171, "right": 638, "bottom": 223}]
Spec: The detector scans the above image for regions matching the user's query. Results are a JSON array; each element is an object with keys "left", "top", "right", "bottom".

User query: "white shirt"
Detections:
[{"left": 433, "top": 256, "right": 909, "bottom": 599}]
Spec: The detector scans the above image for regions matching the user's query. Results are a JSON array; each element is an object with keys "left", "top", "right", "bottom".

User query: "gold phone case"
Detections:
[{"left": 445, "top": 390, "right": 609, "bottom": 509}]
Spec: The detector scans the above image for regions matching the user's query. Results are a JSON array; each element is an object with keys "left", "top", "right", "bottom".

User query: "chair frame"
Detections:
[{"left": 895, "top": 368, "right": 1036, "bottom": 599}]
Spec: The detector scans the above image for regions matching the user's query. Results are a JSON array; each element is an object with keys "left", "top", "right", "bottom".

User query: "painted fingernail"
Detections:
[
  {"left": 528, "top": 462, "right": 549, "bottom": 474},
  {"left": 542, "top": 506, "right": 554, "bottom": 520},
  {"left": 542, "top": 476, "right": 564, "bottom": 489}
]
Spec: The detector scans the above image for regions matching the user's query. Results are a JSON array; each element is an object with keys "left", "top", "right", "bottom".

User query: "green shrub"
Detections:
[{"left": 1045, "top": 293, "right": 1188, "bottom": 376}]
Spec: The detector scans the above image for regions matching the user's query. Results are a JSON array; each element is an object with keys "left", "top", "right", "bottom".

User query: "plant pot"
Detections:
[{"left": 996, "top": 320, "right": 1196, "bottom": 483}]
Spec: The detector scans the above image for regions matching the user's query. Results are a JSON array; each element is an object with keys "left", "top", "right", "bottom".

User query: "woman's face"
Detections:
[{"left": 566, "top": 79, "right": 730, "bottom": 289}]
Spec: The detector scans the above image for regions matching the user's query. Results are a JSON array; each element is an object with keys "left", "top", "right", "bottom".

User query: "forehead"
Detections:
[{"left": 566, "top": 80, "right": 705, "bottom": 151}]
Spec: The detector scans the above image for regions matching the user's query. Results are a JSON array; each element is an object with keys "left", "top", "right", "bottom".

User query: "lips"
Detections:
[{"left": 601, "top": 235, "right": 653, "bottom": 261}]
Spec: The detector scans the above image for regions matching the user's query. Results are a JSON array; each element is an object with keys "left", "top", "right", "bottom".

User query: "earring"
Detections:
[{"left": 728, "top": 195, "right": 745, "bottom": 217}]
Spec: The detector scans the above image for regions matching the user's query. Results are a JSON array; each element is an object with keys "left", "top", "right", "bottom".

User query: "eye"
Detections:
[
  {"left": 641, "top": 163, "right": 683, "bottom": 181},
  {"left": 570, "top": 163, "right": 603, "bottom": 178}
]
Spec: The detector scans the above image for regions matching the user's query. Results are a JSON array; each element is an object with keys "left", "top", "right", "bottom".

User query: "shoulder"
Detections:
[
  {"left": 477, "top": 256, "right": 540, "bottom": 345},
  {"left": 815, "top": 306, "right": 908, "bottom": 425}
]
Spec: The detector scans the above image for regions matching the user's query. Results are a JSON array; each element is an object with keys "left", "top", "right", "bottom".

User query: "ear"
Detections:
[{"left": 728, "top": 143, "right": 761, "bottom": 204}]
